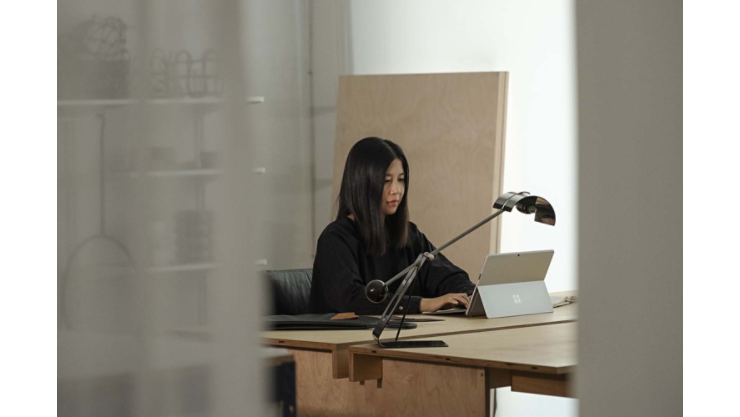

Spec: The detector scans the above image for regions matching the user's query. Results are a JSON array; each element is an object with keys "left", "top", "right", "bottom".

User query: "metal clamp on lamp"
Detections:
[{"left": 366, "top": 191, "right": 556, "bottom": 349}]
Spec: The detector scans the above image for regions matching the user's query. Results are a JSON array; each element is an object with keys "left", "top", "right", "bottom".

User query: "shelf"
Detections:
[
  {"left": 148, "top": 97, "right": 222, "bottom": 105},
  {"left": 57, "top": 99, "right": 133, "bottom": 107},
  {"left": 147, "top": 263, "right": 218, "bottom": 273},
  {"left": 68, "top": 264, "right": 138, "bottom": 277},
  {"left": 58, "top": 96, "right": 265, "bottom": 108},
  {"left": 128, "top": 169, "right": 223, "bottom": 178}
]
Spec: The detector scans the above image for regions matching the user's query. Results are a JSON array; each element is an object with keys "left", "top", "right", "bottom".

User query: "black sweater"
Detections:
[{"left": 309, "top": 216, "right": 476, "bottom": 315}]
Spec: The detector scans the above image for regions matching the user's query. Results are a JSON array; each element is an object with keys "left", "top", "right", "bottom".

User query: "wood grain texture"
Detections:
[
  {"left": 362, "top": 359, "right": 488, "bottom": 417},
  {"left": 263, "top": 290, "right": 577, "bottom": 351},
  {"left": 333, "top": 72, "right": 509, "bottom": 277},
  {"left": 486, "top": 368, "right": 512, "bottom": 390},
  {"left": 290, "top": 347, "right": 488, "bottom": 417},
  {"left": 350, "top": 322, "right": 577, "bottom": 375},
  {"left": 512, "top": 371, "right": 572, "bottom": 398},
  {"left": 289, "top": 349, "right": 357, "bottom": 416},
  {"left": 349, "top": 353, "right": 383, "bottom": 382},
  {"left": 332, "top": 349, "right": 349, "bottom": 379},
  {"left": 267, "top": 291, "right": 576, "bottom": 386}
]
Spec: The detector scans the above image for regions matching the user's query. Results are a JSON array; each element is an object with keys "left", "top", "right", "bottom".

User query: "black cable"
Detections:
[{"left": 493, "top": 388, "right": 498, "bottom": 416}]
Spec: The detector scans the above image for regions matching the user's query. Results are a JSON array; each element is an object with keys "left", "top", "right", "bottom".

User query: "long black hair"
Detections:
[{"left": 336, "top": 137, "right": 410, "bottom": 254}]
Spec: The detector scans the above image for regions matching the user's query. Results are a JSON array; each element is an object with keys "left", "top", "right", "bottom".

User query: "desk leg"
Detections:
[
  {"left": 270, "top": 361, "right": 296, "bottom": 417},
  {"left": 332, "top": 349, "right": 349, "bottom": 379},
  {"left": 350, "top": 353, "right": 383, "bottom": 382},
  {"left": 511, "top": 371, "right": 573, "bottom": 398},
  {"left": 485, "top": 368, "right": 512, "bottom": 390}
]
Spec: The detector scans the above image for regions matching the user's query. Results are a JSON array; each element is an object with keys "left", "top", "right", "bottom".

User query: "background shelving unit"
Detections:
[
  {"left": 58, "top": 95, "right": 264, "bottom": 332},
  {"left": 57, "top": 96, "right": 265, "bottom": 108},
  {"left": 128, "top": 169, "right": 223, "bottom": 178},
  {"left": 146, "top": 263, "right": 219, "bottom": 274}
]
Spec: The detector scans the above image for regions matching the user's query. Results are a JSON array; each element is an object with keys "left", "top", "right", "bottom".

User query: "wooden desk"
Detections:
[
  {"left": 263, "top": 347, "right": 295, "bottom": 367},
  {"left": 263, "top": 292, "right": 577, "bottom": 416},
  {"left": 263, "top": 291, "right": 577, "bottom": 378},
  {"left": 349, "top": 322, "right": 576, "bottom": 413}
]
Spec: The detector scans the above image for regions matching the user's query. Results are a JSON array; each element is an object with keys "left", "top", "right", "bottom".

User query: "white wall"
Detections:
[
  {"left": 348, "top": 0, "right": 578, "bottom": 293},
  {"left": 346, "top": 1, "right": 577, "bottom": 416}
]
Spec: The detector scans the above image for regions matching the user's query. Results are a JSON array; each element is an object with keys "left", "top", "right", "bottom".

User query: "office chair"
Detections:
[{"left": 265, "top": 269, "right": 313, "bottom": 315}]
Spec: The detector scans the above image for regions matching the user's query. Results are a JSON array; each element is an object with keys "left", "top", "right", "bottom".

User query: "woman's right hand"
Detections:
[{"left": 420, "top": 293, "right": 470, "bottom": 312}]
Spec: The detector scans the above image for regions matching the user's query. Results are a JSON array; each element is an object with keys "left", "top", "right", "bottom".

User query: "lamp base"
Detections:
[{"left": 378, "top": 340, "right": 447, "bottom": 348}]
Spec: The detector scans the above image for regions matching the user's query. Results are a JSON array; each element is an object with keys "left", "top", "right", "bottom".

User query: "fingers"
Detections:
[
  {"left": 454, "top": 293, "right": 470, "bottom": 308},
  {"left": 446, "top": 293, "right": 470, "bottom": 308}
]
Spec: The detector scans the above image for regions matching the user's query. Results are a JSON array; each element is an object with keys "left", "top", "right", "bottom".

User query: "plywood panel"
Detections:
[
  {"left": 289, "top": 348, "right": 488, "bottom": 417},
  {"left": 334, "top": 72, "right": 508, "bottom": 277},
  {"left": 349, "top": 353, "right": 382, "bottom": 382},
  {"left": 361, "top": 359, "right": 488, "bottom": 417},
  {"left": 512, "top": 371, "right": 572, "bottom": 398},
  {"left": 290, "top": 349, "right": 357, "bottom": 416}
]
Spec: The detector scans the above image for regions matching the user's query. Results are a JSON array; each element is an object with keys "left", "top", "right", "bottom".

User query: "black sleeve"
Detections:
[
  {"left": 417, "top": 231, "right": 477, "bottom": 297},
  {"left": 314, "top": 232, "right": 422, "bottom": 315}
]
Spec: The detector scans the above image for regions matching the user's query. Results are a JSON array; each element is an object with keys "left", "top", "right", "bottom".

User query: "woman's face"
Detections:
[{"left": 382, "top": 159, "right": 405, "bottom": 216}]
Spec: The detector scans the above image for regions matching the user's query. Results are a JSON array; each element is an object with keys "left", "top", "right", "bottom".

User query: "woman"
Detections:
[{"left": 309, "top": 137, "right": 475, "bottom": 314}]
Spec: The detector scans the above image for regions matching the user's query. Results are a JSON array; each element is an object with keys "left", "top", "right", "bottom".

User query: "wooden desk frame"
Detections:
[
  {"left": 264, "top": 292, "right": 577, "bottom": 380},
  {"left": 349, "top": 351, "right": 572, "bottom": 398},
  {"left": 264, "top": 295, "right": 577, "bottom": 416}
]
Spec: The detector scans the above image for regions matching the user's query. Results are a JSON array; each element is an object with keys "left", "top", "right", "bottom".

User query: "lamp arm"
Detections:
[
  {"left": 372, "top": 209, "right": 507, "bottom": 342},
  {"left": 382, "top": 257, "right": 423, "bottom": 288},
  {"left": 372, "top": 255, "right": 427, "bottom": 341},
  {"left": 368, "top": 191, "right": 553, "bottom": 348},
  {"left": 431, "top": 209, "right": 506, "bottom": 256},
  {"left": 375, "top": 206, "right": 511, "bottom": 290},
  {"left": 378, "top": 254, "right": 426, "bottom": 316}
]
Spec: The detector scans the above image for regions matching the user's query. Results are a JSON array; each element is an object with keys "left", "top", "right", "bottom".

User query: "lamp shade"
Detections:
[{"left": 493, "top": 192, "right": 556, "bottom": 226}]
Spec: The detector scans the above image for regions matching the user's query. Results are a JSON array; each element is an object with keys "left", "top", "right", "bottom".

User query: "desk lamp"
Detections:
[{"left": 365, "top": 191, "right": 556, "bottom": 348}]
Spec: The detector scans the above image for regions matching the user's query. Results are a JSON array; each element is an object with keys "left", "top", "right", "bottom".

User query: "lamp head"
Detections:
[
  {"left": 493, "top": 192, "right": 556, "bottom": 226},
  {"left": 365, "top": 279, "right": 389, "bottom": 303}
]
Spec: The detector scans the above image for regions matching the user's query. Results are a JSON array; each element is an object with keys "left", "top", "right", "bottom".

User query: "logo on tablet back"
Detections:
[{"left": 512, "top": 294, "right": 522, "bottom": 304}]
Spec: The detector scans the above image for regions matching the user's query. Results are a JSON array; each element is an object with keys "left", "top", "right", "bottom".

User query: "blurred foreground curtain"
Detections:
[{"left": 55, "top": 1, "right": 315, "bottom": 415}]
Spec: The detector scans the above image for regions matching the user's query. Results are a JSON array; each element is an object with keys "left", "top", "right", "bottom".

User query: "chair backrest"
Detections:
[{"left": 265, "top": 268, "right": 313, "bottom": 315}]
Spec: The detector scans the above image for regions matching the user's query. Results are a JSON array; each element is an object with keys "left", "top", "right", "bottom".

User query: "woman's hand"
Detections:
[{"left": 419, "top": 293, "right": 470, "bottom": 312}]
